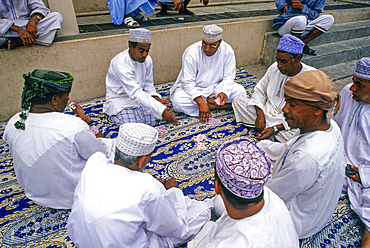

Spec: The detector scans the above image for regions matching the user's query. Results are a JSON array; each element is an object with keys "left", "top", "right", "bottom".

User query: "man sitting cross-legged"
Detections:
[
  {"left": 4, "top": 69, "right": 115, "bottom": 209},
  {"left": 333, "top": 58, "right": 370, "bottom": 248},
  {"left": 67, "top": 123, "right": 213, "bottom": 247},
  {"left": 170, "top": 24, "right": 247, "bottom": 123},
  {"left": 103, "top": 28, "right": 177, "bottom": 126},
  {"left": 232, "top": 34, "right": 316, "bottom": 142},
  {"left": 258, "top": 70, "right": 345, "bottom": 239},
  {"left": 188, "top": 137, "right": 299, "bottom": 247}
]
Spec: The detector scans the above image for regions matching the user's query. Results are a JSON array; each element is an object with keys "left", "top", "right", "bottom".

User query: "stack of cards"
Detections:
[
  {"left": 196, "top": 134, "right": 205, "bottom": 142},
  {"left": 154, "top": 125, "right": 168, "bottom": 135},
  {"left": 205, "top": 118, "right": 220, "bottom": 125}
]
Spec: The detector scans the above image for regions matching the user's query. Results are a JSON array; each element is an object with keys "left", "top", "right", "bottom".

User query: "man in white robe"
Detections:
[
  {"left": 0, "top": 0, "right": 62, "bottom": 49},
  {"left": 103, "top": 28, "right": 177, "bottom": 126},
  {"left": 67, "top": 123, "right": 213, "bottom": 247},
  {"left": 188, "top": 137, "right": 299, "bottom": 247},
  {"left": 4, "top": 69, "right": 115, "bottom": 209},
  {"left": 170, "top": 24, "right": 247, "bottom": 123},
  {"left": 259, "top": 70, "right": 345, "bottom": 239},
  {"left": 232, "top": 34, "right": 315, "bottom": 142},
  {"left": 333, "top": 57, "right": 370, "bottom": 247}
]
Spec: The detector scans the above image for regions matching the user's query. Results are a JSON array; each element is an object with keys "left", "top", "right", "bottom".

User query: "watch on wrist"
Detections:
[
  {"left": 33, "top": 14, "right": 43, "bottom": 21},
  {"left": 273, "top": 125, "right": 279, "bottom": 133}
]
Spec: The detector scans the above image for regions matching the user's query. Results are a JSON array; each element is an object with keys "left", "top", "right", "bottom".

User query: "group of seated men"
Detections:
[{"left": 3, "top": 20, "right": 370, "bottom": 247}]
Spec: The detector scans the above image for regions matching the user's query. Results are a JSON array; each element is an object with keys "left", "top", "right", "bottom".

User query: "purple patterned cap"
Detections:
[
  {"left": 277, "top": 34, "right": 305, "bottom": 55},
  {"left": 354, "top": 58, "right": 370, "bottom": 80},
  {"left": 216, "top": 137, "right": 272, "bottom": 199}
]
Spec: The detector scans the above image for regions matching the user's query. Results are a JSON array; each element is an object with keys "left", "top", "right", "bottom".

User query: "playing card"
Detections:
[
  {"left": 155, "top": 125, "right": 167, "bottom": 135},
  {"left": 197, "top": 143, "right": 206, "bottom": 150},
  {"left": 214, "top": 97, "right": 224, "bottom": 105},
  {"left": 163, "top": 103, "right": 171, "bottom": 107},
  {"left": 196, "top": 134, "right": 205, "bottom": 141},
  {"left": 206, "top": 118, "right": 220, "bottom": 125},
  {"left": 90, "top": 125, "right": 99, "bottom": 134},
  {"left": 69, "top": 102, "right": 76, "bottom": 110}
]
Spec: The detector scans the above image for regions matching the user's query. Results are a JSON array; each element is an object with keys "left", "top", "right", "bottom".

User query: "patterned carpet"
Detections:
[{"left": 0, "top": 68, "right": 364, "bottom": 247}]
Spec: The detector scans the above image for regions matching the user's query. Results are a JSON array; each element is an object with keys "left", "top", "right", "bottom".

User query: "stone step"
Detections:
[
  {"left": 301, "top": 36, "right": 370, "bottom": 68},
  {"left": 320, "top": 60, "right": 358, "bottom": 82},
  {"left": 260, "top": 19, "right": 370, "bottom": 67}
]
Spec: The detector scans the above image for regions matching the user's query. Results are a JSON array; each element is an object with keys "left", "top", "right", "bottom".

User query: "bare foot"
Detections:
[{"left": 8, "top": 37, "right": 24, "bottom": 50}]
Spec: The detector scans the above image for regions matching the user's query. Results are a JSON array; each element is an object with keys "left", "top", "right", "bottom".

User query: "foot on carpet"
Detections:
[{"left": 156, "top": 9, "right": 169, "bottom": 17}]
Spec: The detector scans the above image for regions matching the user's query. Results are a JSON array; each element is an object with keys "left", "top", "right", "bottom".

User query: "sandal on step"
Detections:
[
  {"left": 124, "top": 16, "right": 140, "bottom": 27},
  {"left": 133, "top": 13, "right": 150, "bottom": 22},
  {"left": 303, "top": 44, "right": 316, "bottom": 56}
]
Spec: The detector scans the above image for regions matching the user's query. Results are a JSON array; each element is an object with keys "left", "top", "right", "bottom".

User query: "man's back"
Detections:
[
  {"left": 188, "top": 188, "right": 299, "bottom": 248},
  {"left": 4, "top": 112, "right": 108, "bottom": 209},
  {"left": 264, "top": 119, "right": 345, "bottom": 238},
  {"left": 68, "top": 152, "right": 192, "bottom": 247}
]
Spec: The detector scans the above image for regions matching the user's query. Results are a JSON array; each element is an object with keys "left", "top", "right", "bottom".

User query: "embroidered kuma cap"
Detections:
[
  {"left": 354, "top": 57, "right": 370, "bottom": 80},
  {"left": 116, "top": 123, "right": 158, "bottom": 156},
  {"left": 129, "top": 28, "right": 151, "bottom": 43},
  {"left": 216, "top": 137, "right": 272, "bottom": 199},
  {"left": 277, "top": 34, "right": 305, "bottom": 55},
  {"left": 203, "top": 24, "right": 223, "bottom": 42}
]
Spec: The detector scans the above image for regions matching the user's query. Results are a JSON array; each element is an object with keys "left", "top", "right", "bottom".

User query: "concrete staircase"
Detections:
[{"left": 260, "top": 19, "right": 370, "bottom": 81}]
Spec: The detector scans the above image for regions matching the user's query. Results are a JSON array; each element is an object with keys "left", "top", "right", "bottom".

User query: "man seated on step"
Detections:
[
  {"left": 188, "top": 137, "right": 299, "bottom": 247},
  {"left": 3, "top": 69, "right": 116, "bottom": 209},
  {"left": 333, "top": 58, "right": 370, "bottom": 248},
  {"left": 103, "top": 28, "right": 177, "bottom": 126},
  {"left": 272, "top": 0, "right": 334, "bottom": 56},
  {"left": 0, "top": 0, "right": 62, "bottom": 50},
  {"left": 232, "top": 34, "right": 315, "bottom": 142},
  {"left": 257, "top": 70, "right": 345, "bottom": 239},
  {"left": 67, "top": 123, "right": 213, "bottom": 247},
  {"left": 170, "top": 24, "right": 247, "bottom": 123}
]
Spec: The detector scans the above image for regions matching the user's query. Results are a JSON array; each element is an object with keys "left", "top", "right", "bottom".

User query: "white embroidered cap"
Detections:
[
  {"left": 129, "top": 28, "right": 151, "bottom": 43},
  {"left": 202, "top": 24, "right": 223, "bottom": 42},
  {"left": 216, "top": 137, "right": 272, "bottom": 199},
  {"left": 116, "top": 123, "right": 158, "bottom": 156}
]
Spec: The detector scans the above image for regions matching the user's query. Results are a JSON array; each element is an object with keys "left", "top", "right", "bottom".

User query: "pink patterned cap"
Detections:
[{"left": 216, "top": 137, "right": 272, "bottom": 199}]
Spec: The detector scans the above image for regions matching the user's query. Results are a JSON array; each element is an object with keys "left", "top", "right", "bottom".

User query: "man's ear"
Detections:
[
  {"left": 314, "top": 107, "right": 324, "bottom": 116},
  {"left": 137, "top": 155, "right": 147, "bottom": 170},
  {"left": 215, "top": 179, "right": 223, "bottom": 195},
  {"left": 51, "top": 95, "right": 58, "bottom": 105}
]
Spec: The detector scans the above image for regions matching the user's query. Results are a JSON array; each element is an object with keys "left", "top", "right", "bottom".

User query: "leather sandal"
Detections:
[
  {"left": 303, "top": 44, "right": 316, "bottom": 56},
  {"left": 133, "top": 13, "right": 150, "bottom": 22}
]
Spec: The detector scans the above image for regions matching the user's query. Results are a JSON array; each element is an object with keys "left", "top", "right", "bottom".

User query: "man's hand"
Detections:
[
  {"left": 153, "top": 96, "right": 171, "bottom": 108},
  {"left": 164, "top": 178, "right": 179, "bottom": 189},
  {"left": 346, "top": 165, "right": 362, "bottom": 183},
  {"left": 162, "top": 109, "right": 178, "bottom": 124},
  {"left": 291, "top": 0, "right": 303, "bottom": 9},
  {"left": 95, "top": 131, "right": 104, "bottom": 138},
  {"left": 73, "top": 102, "right": 92, "bottom": 124},
  {"left": 256, "top": 127, "right": 274, "bottom": 140},
  {"left": 216, "top": 92, "right": 226, "bottom": 106},
  {"left": 10, "top": 25, "right": 35, "bottom": 47},
  {"left": 26, "top": 16, "right": 40, "bottom": 40},
  {"left": 254, "top": 107, "right": 266, "bottom": 131},
  {"left": 194, "top": 96, "right": 210, "bottom": 123},
  {"left": 172, "top": 0, "right": 184, "bottom": 12}
]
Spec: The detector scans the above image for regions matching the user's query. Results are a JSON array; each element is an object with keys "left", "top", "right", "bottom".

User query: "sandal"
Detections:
[
  {"left": 303, "top": 44, "right": 316, "bottom": 56},
  {"left": 156, "top": 9, "right": 169, "bottom": 17},
  {"left": 133, "top": 13, "right": 150, "bottom": 22},
  {"left": 201, "top": 0, "right": 209, "bottom": 6},
  {"left": 124, "top": 16, "right": 140, "bottom": 27}
]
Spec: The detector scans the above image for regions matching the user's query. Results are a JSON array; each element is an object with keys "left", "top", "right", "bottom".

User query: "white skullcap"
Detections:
[
  {"left": 202, "top": 24, "right": 223, "bottom": 42},
  {"left": 116, "top": 123, "right": 158, "bottom": 156},
  {"left": 129, "top": 28, "right": 151, "bottom": 43}
]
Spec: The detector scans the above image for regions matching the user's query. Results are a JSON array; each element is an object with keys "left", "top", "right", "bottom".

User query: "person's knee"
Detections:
[
  {"left": 323, "top": 14, "right": 335, "bottom": 27},
  {"left": 48, "top": 12, "right": 63, "bottom": 22}
]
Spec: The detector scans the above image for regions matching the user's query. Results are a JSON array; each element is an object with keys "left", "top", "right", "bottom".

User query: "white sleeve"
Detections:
[
  {"left": 73, "top": 128, "right": 111, "bottom": 160},
  {"left": 215, "top": 46, "right": 236, "bottom": 99}
]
